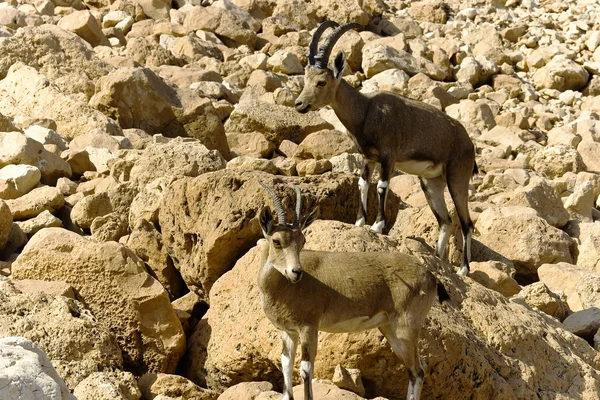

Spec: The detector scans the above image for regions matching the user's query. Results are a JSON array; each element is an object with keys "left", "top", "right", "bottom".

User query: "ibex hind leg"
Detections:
[
  {"left": 379, "top": 325, "right": 424, "bottom": 400},
  {"left": 356, "top": 162, "right": 374, "bottom": 227},
  {"left": 447, "top": 158, "right": 475, "bottom": 276},
  {"left": 419, "top": 176, "right": 452, "bottom": 261}
]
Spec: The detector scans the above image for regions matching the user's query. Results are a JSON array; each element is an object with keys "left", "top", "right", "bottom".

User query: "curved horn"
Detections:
[
  {"left": 259, "top": 181, "right": 287, "bottom": 226},
  {"left": 313, "top": 22, "right": 363, "bottom": 69},
  {"left": 308, "top": 20, "right": 339, "bottom": 66},
  {"left": 293, "top": 185, "right": 302, "bottom": 227}
]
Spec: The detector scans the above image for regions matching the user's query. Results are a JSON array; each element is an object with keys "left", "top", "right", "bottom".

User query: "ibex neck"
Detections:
[{"left": 331, "top": 79, "right": 368, "bottom": 135}]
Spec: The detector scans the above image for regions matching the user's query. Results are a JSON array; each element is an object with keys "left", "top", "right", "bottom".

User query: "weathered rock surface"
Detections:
[
  {"left": 160, "top": 170, "right": 399, "bottom": 298},
  {"left": 90, "top": 67, "right": 230, "bottom": 157},
  {"left": 0, "top": 336, "right": 76, "bottom": 400},
  {"left": 183, "top": 223, "right": 600, "bottom": 399},
  {"left": 538, "top": 263, "right": 600, "bottom": 312},
  {"left": 0, "top": 63, "right": 120, "bottom": 139},
  {"left": 0, "top": 280, "right": 123, "bottom": 389},
  {"left": 5, "top": 186, "right": 64, "bottom": 221},
  {"left": 0, "top": 200, "right": 12, "bottom": 250},
  {"left": 11, "top": 228, "right": 185, "bottom": 375},
  {"left": 224, "top": 100, "right": 333, "bottom": 146},
  {"left": 73, "top": 371, "right": 141, "bottom": 400},
  {"left": 138, "top": 372, "right": 218, "bottom": 400},
  {"left": 0, "top": 165, "right": 41, "bottom": 200},
  {"left": 512, "top": 282, "right": 568, "bottom": 320}
]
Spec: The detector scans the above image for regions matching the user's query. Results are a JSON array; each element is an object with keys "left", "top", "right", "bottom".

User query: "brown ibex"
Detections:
[
  {"left": 257, "top": 181, "right": 446, "bottom": 400},
  {"left": 295, "top": 22, "right": 477, "bottom": 276}
]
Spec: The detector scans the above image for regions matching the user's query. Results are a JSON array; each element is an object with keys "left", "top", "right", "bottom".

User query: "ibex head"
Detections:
[
  {"left": 295, "top": 21, "right": 362, "bottom": 114},
  {"left": 259, "top": 182, "right": 318, "bottom": 283}
]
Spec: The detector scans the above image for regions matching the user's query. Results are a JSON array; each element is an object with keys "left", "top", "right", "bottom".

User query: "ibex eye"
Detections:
[
  {"left": 273, "top": 239, "right": 281, "bottom": 248},
  {"left": 317, "top": 81, "right": 326, "bottom": 87}
]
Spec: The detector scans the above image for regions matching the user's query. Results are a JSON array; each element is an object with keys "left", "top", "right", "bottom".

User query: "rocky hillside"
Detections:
[{"left": 1, "top": 0, "right": 600, "bottom": 398}]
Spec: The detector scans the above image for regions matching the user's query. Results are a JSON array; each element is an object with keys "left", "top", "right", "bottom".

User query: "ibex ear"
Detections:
[
  {"left": 259, "top": 207, "right": 274, "bottom": 237},
  {"left": 333, "top": 50, "right": 346, "bottom": 81},
  {"left": 301, "top": 206, "right": 319, "bottom": 230}
]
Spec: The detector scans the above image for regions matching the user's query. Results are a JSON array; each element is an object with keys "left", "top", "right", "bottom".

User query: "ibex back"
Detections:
[{"left": 295, "top": 22, "right": 478, "bottom": 276}]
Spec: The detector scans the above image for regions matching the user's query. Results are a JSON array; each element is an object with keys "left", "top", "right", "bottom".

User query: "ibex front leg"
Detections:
[
  {"left": 355, "top": 162, "right": 374, "bottom": 227},
  {"left": 281, "top": 330, "right": 299, "bottom": 400},
  {"left": 371, "top": 158, "right": 394, "bottom": 234},
  {"left": 299, "top": 327, "right": 318, "bottom": 400}
]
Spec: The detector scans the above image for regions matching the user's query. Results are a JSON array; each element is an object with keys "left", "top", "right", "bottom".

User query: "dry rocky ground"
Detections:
[{"left": 0, "top": 0, "right": 600, "bottom": 398}]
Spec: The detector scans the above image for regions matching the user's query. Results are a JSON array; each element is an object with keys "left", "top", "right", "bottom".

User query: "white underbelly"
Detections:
[
  {"left": 320, "top": 311, "right": 390, "bottom": 333},
  {"left": 396, "top": 160, "right": 443, "bottom": 178}
]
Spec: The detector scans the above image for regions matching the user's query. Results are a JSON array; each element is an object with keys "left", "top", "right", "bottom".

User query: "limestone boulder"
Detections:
[
  {"left": 0, "top": 200, "right": 12, "bottom": 251},
  {"left": 361, "top": 42, "right": 428, "bottom": 79},
  {"left": 90, "top": 212, "right": 129, "bottom": 242},
  {"left": 0, "top": 24, "right": 113, "bottom": 99},
  {"left": 0, "top": 164, "right": 41, "bottom": 200},
  {"left": 73, "top": 371, "right": 141, "bottom": 400},
  {"left": 538, "top": 263, "right": 600, "bottom": 312},
  {"left": 159, "top": 170, "right": 399, "bottom": 298},
  {"left": 0, "top": 63, "right": 121, "bottom": 140},
  {"left": 24, "top": 125, "right": 68, "bottom": 151},
  {"left": 475, "top": 206, "right": 575, "bottom": 282},
  {"left": 512, "top": 282, "right": 568, "bottom": 320},
  {"left": 572, "top": 222, "right": 600, "bottom": 272},
  {"left": 530, "top": 145, "right": 585, "bottom": 178},
  {"left": 224, "top": 100, "right": 333, "bottom": 146},
  {"left": 498, "top": 176, "right": 569, "bottom": 228},
  {"left": 578, "top": 140, "right": 600, "bottom": 173},
  {"left": 134, "top": 0, "right": 170, "bottom": 20},
  {"left": 57, "top": 10, "right": 110, "bottom": 47},
  {"left": 294, "top": 130, "right": 358, "bottom": 160},
  {"left": 227, "top": 156, "right": 278, "bottom": 174},
  {"left": 170, "top": 35, "right": 224, "bottom": 64},
  {"left": 0, "top": 131, "right": 71, "bottom": 185},
  {"left": 183, "top": 2, "right": 259, "bottom": 47},
  {"left": 11, "top": 228, "right": 185, "bottom": 375},
  {"left": 183, "top": 224, "right": 600, "bottom": 399},
  {"left": 71, "top": 192, "right": 113, "bottom": 230},
  {"left": 137, "top": 373, "right": 218, "bottom": 400},
  {"left": 130, "top": 140, "right": 226, "bottom": 189},
  {"left": 5, "top": 186, "right": 64, "bottom": 221},
  {"left": 532, "top": 57, "right": 589, "bottom": 92},
  {"left": 227, "top": 132, "right": 275, "bottom": 158},
  {"left": 0, "top": 281, "right": 123, "bottom": 389},
  {"left": 0, "top": 336, "right": 76, "bottom": 400},
  {"left": 445, "top": 99, "right": 496, "bottom": 136},
  {"left": 90, "top": 67, "right": 230, "bottom": 158},
  {"left": 125, "top": 37, "right": 183, "bottom": 68},
  {"left": 563, "top": 308, "right": 600, "bottom": 341},
  {"left": 469, "top": 261, "right": 521, "bottom": 297},
  {"left": 296, "top": 159, "right": 333, "bottom": 176},
  {"left": 267, "top": 50, "right": 303, "bottom": 75},
  {"left": 16, "top": 210, "right": 63, "bottom": 237}
]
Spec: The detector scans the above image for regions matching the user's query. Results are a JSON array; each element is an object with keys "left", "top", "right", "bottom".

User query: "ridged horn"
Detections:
[
  {"left": 313, "top": 22, "right": 363, "bottom": 69},
  {"left": 293, "top": 186, "right": 302, "bottom": 227},
  {"left": 259, "top": 181, "right": 287, "bottom": 226},
  {"left": 307, "top": 20, "right": 339, "bottom": 66}
]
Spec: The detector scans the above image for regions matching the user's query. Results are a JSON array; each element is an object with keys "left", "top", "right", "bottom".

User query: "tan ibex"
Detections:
[
  {"left": 257, "top": 181, "right": 447, "bottom": 400},
  {"left": 295, "top": 21, "right": 478, "bottom": 276}
]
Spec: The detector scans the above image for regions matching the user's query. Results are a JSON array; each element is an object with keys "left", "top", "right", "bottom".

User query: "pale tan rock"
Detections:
[
  {"left": 513, "top": 282, "right": 568, "bottom": 320},
  {"left": 73, "top": 371, "right": 141, "bottom": 400},
  {"left": 12, "top": 228, "right": 185, "bottom": 374},
  {"left": 58, "top": 10, "right": 109, "bottom": 47},
  {"left": 295, "top": 130, "right": 358, "bottom": 160},
  {"left": 538, "top": 263, "right": 600, "bottom": 312},
  {"left": 475, "top": 206, "right": 575, "bottom": 282},
  {"left": 69, "top": 130, "right": 129, "bottom": 153},
  {"left": 330, "top": 153, "right": 365, "bottom": 176},
  {"left": 138, "top": 373, "right": 218, "bottom": 400},
  {"left": 70, "top": 192, "right": 113, "bottom": 230},
  {"left": 479, "top": 125, "right": 526, "bottom": 149},
  {"left": 124, "top": 220, "right": 186, "bottom": 299},
  {"left": 227, "top": 132, "right": 275, "bottom": 158},
  {"left": 530, "top": 145, "right": 585, "bottom": 179},
  {"left": 565, "top": 181, "right": 595, "bottom": 222},
  {"left": 227, "top": 156, "right": 278, "bottom": 174},
  {"left": 500, "top": 176, "right": 569, "bottom": 228},
  {"left": 170, "top": 35, "right": 223, "bottom": 63},
  {"left": 0, "top": 282, "right": 123, "bottom": 389},
  {"left": 128, "top": 179, "right": 168, "bottom": 227},
  {"left": 292, "top": 381, "right": 365, "bottom": 399},
  {"left": 133, "top": 0, "right": 170, "bottom": 20},
  {"left": 0, "top": 63, "right": 120, "bottom": 139},
  {"left": 5, "top": 186, "right": 64, "bottom": 221},
  {"left": 296, "top": 159, "right": 332, "bottom": 176},
  {"left": 62, "top": 149, "right": 95, "bottom": 177},
  {"left": 0, "top": 164, "right": 41, "bottom": 200},
  {"left": 11, "top": 279, "right": 74, "bottom": 298},
  {"left": 182, "top": 1, "right": 259, "bottom": 47},
  {"left": 469, "top": 261, "right": 521, "bottom": 297},
  {"left": 125, "top": 37, "right": 183, "bottom": 68},
  {"left": 445, "top": 99, "right": 496, "bottom": 136},
  {"left": 159, "top": 171, "right": 394, "bottom": 297},
  {"left": 218, "top": 381, "right": 273, "bottom": 400},
  {"left": 532, "top": 56, "right": 589, "bottom": 92},
  {"left": 90, "top": 67, "right": 229, "bottom": 158},
  {"left": 0, "top": 24, "right": 113, "bottom": 100},
  {"left": 278, "top": 140, "right": 299, "bottom": 158},
  {"left": 361, "top": 42, "right": 426, "bottom": 79},
  {"left": 130, "top": 139, "right": 225, "bottom": 189},
  {"left": 16, "top": 209, "right": 62, "bottom": 237},
  {"left": 224, "top": 100, "right": 333, "bottom": 146},
  {"left": 183, "top": 223, "right": 600, "bottom": 398},
  {"left": 578, "top": 140, "right": 600, "bottom": 173},
  {"left": 389, "top": 174, "right": 426, "bottom": 208},
  {"left": 409, "top": 0, "right": 447, "bottom": 23},
  {"left": 90, "top": 212, "right": 128, "bottom": 242},
  {"left": 267, "top": 50, "right": 303, "bottom": 75},
  {"left": 332, "top": 365, "right": 365, "bottom": 397},
  {"left": 0, "top": 200, "right": 12, "bottom": 251},
  {"left": 24, "top": 125, "right": 68, "bottom": 151},
  {"left": 0, "top": 223, "right": 27, "bottom": 258},
  {"left": 273, "top": 157, "right": 297, "bottom": 176},
  {"left": 564, "top": 308, "right": 600, "bottom": 340}
]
